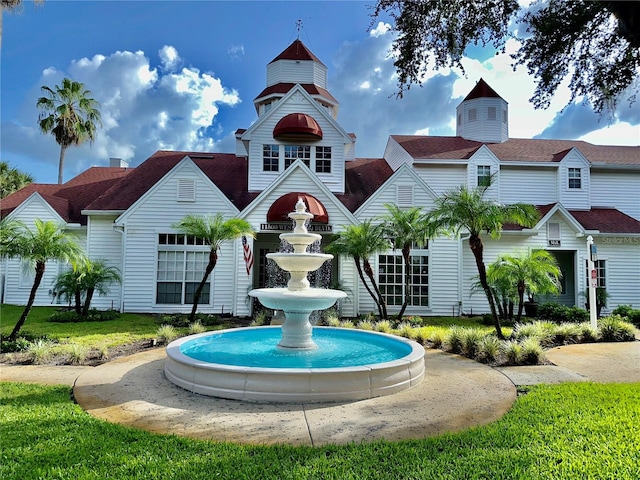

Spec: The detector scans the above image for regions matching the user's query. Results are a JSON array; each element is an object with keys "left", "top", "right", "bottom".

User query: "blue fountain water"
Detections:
[{"left": 179, "top": 327, "right": 412, "bottom": 369}]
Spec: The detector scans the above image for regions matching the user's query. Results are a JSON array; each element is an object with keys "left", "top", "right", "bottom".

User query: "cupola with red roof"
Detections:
[
  {"left": 254, "top": 39, "right": 339, "bottom": 119},
  {"left": 456, "top": 78, "right": 509, "bottom": 143}
]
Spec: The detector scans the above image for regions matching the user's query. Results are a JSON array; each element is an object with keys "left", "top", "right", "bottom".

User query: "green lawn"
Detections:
[{"left": 1, "top": 381, "right": 638, "bottom": 479}]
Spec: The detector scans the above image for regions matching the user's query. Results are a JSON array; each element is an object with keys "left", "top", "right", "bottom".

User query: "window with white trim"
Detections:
[
  {"left": 284, "top": 145, "right": 310, "bottom": 169},
  {"left": 157, "top": 234, "right": 210, "bottom": 305},
  {"left": 568, "top": 168, "right": 582, "bottom": 189},
  {"left": 263, "top": 144, "right": 279, "bottom": 172},
  {"left": 315, "top": 146, "right": 332, "bottom": 173},
  {"left": 477, "top": 165, "right": 491, "bottom": 187},
  {"left": 378, "top": 246, "right": 429, "bottom": 307},
  {"left": 585, "top": 259, "right": 606, "bottom": 289}
]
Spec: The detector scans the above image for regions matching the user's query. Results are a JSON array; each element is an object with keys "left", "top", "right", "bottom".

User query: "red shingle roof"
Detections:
[
  {"left": 463, "top": 78, "right": 503, "bottom": 101},
  {"left": 254, "top": 83, "right": 338, "bottom": 105},
  {"left": 337, "top": 158, "right": 394, "bottom": 212},
  {"left": 1, "top": 167, "right": 131, "bottom": 224},
  {"left": 269, "top": 39, "right": 325, "bottom": 67},
  {"left": 392, "top": 136, "right": 640, "bottom": 166}
]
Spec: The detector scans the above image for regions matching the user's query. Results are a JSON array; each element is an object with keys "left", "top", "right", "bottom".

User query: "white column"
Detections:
[{"left": 586, "top": 236, "right": 597, "bottom": 329}]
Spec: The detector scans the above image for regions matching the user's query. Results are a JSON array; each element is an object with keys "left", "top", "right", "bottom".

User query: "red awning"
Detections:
[
  {"left": 267, "top": 192, "right": 329, "bottom": 223},
  {"left": 273, "top": 113, "right": 322, "bottom": 141}
]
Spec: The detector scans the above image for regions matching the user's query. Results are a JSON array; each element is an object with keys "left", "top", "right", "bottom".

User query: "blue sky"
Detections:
[{"left": 2, "top": 0, "right": 639, "bottom": 184}]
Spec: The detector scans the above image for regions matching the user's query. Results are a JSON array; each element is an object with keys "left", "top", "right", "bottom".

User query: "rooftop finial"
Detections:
[{"left": 296, "top": 19, "right": 302, "bottom": 40}]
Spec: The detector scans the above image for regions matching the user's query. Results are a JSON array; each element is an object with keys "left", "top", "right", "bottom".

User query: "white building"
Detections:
[{"left": 2, "top": 40, "right": 639, "bottom": 317}]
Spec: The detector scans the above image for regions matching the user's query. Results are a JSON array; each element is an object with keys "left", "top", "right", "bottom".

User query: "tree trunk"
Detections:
[
  {"left": 82, "top": 288, "right": 95, "bottom": 317},
  {"left": 353, "top": 255, "right": 383, "bottom": 318},
  {"left": 469, "top": 235, "right": 504, "bottom": 339},
  {"left": 74, "top": 289, "right": 82, "bottom": 314},
  {"left": 364, "top": 259, "right": 388, "bottom": 319},
  {"left": 515, "top": 281, "right": 525, "bottom": 322},
  {"left": 8, "top": 261, "right": 45, "bottom": 341},
  {"left": 189, "top": 250, "right": 217, "bottom": 322},
  {"left": 397, "top": 244, "right": 411, "bottom": 320},
  {"left": 57, "top": 145, "right": 68, "bottom": 185}
]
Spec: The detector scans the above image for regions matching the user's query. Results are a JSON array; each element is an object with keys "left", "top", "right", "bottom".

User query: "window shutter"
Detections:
[{"left": 177, "top": 179, "right": 195, "bottom": 201}]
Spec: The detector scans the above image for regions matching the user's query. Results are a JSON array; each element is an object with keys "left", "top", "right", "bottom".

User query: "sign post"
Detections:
[{"left": 586, "top": 236, "right": 598, "bottom": 328}]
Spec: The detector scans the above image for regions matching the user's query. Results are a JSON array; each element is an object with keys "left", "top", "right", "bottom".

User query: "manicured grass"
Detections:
[
  {"left": 1, "top": 304, "right": 159, "bottom": 348},
  {"left": 1, "top": 381, "right": 638, "bottom": 479}
]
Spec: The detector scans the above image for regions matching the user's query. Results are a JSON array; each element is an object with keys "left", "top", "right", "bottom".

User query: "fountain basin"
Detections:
[
  {"left": 165, "top": 327, "right": 425, "bottom": 403},
  {"left": 266, "top": 253, "right": 333, "bottom": 277},
  {"left": 248, "top": 287, "right": 345, "bottom": 312}
]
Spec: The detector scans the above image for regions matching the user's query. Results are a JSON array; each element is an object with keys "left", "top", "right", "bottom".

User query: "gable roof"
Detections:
[
  {"left": 269, "top": 39, "right": 325, "bottom": 67},
  {"left": 1, "top": 167, "right": 131, "bottom": 224},
  {"left": 391, "top": 135, "right": 640, "bottom": 166},
  {"left": 254, "top": 83, "right": 338, "bottom": 105},
  {"left": 84, "top": 151, "right": 257, "bottom": 212},
  {"left": 336, "top": 158, "right": 394, "bottom": 212},
  {"left": 503, "top": 203, "right": 640, "bottom": 234}
]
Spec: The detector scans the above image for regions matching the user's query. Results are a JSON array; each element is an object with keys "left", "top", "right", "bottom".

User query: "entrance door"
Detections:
[{"left": 538, "top": 250, "right": 576, "bottom": 306}]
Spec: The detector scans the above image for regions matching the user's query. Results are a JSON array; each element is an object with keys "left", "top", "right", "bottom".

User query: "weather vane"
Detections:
[{"left": 296, "top": 19, "right": 303, "bottom": 40}]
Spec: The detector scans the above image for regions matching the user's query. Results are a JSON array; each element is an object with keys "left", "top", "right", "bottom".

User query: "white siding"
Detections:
[
  {"left": 590, "top": 169, "right": 640, "bottom": 220},
  {"left": 85, "top": 216, "right": 122, "bottom": 310},
  {"left": 559, "top": 154, "right": 590, "bottom": 210},
  {"left": 501, "top": 166, "right": 557, "bottom": 205},
  {"left": 593, "top": 237, "right": 640, "bottom": 311},
  {"left": 118, "top": 161, "right": 241, "bottom": 314},
  {"left": 456, "top": 97, "right": 508, "bottom": 143},
  {"left": 414, "top": 165, "right": 467, "bottom": 196},
  {"left": 383, "top": 137, "right": 414, "bottom": 171},
  {"left": 266, "top": 60, "right": 327, "bottom": 89},
  {"left": 247, "top": 101, "right": 347, "bottom": 193},
  {"left": 468, "top": 151, "right": 499, "bottom": 201}
]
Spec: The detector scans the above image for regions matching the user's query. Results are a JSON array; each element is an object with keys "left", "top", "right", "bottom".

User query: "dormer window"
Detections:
[
  {"left": 568, "top": 168, "right": 582, "bottom": 189},
  {"left": 477, "top": 165, "right": 491, "bottom": 187}
]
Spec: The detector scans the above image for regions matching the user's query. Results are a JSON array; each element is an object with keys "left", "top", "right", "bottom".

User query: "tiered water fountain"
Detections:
[{"left": 165, "top": 199, "right": 425, "bottom": 402}]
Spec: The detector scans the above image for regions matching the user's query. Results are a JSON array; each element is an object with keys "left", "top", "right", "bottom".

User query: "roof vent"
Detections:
[{"left": 110, "top": 157, "right": 129, "bottom": 168}]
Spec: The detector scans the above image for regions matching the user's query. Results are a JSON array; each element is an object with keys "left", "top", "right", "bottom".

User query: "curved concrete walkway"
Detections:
[{"left": 2, "top": 339, "right": 638, "bottom": 446}]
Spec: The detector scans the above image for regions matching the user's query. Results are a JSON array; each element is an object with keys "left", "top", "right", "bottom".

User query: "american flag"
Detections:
[{"left": 242, "top": 236, "right": 254, "bottom": 276}]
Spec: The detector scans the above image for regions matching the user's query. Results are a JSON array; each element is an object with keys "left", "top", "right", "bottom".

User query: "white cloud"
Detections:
[
  {"left": 1, "top": 46, "right": 241, "bottom": 178},
  {"left": 369, "top": 22, "right": 391, "bottom": 38},
  {"left": 579, "top": 123, "right": 640, "bottom": 146},
  {"left": 228, "top": 44, "right": 245, "bottom": 60}
]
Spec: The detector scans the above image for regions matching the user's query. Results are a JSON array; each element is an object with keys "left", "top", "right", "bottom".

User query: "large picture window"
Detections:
[
  {"left": 157, "top": 234, "right": 210, "bottom": 305},
  {"left": 378, "top": 248, "right": 429, "bottom": 308}
]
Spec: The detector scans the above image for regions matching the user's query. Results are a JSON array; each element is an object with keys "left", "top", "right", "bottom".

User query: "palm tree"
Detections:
[
  {"left": 172, "top": 214, "right": 255, "bottom": 322},
  {"left": 427, "top": 184, "right": 539, "bottom": 339},
  {"left": 492, "top": 249, "right": 562, "bottom": 322},
  {"left": 0, "top": 161, "right": 34, "bottom": 198},
  {"left": 37, "top": 78, "right": 102, "bottom": 184},
  {"left": 54, "top": 258, "right": 121, "bottom": 317},
  {"left": 326, "top": 220, "right": 391, "bottom": 319},
  {"left": 0, "top": 218, "right": 83, "bottom": 340},
  {"left": 380, "top": 204, "right": 435, "bottom": 320}
]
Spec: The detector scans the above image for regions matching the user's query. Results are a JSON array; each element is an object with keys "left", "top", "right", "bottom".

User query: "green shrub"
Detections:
[
  {"left": 538, "top": 303, "right": 588, "bottom": 324},
  {"left": 67, "top": 343, "right": 89, "bottom": 365},
  {"left": 598, "top": 315, "right": 637, "bottom": 342},
  {"left": 519, "top": 337, "right": 545, "bottom": 365},
  {"left": 577, "top": 322, "right": 599, "bottom": 343},
  {"left": 553, "top": 322, "right": 582, "bottom": 344},
  {"left": 612, "top": 305, "right": 640, "bottom": 327},
  {"left": 356, "top": 319, "right": 374, "bottom": 331},
  {"left": 26, "top": 339, "right": 55, "bottom": 364},
  {"left": 1, "top": 332, "right": 51, "bottom": 354},
  {"left": 48, "top": 309, "right": 119, "bottom": 323},
  {"left": 374, "top": 320, "right": 393, "bottom": 333},
  {"left": 156, "top": 324, "right": 178, "bottom": 344},
  {"left": 250, "top": 310, "right": 269, "bottom": 327},
  {"left": 326, "top": 317, "right": 341, "bottom": 327},
  {"left": 501, "top": 340, "right": 522, "bottom": 365},
  {"left": 188, "top": 320, "right": 207, "bottom": 334},
  {"left": 460, "top": 328, "right": 485, "bottom": 358},
  {"left": 513, "top": 321, "right": 556, "bottom": 346},
  {"left": 339, "top": 319, "right": 355, "bottom": 329},
  {"left": 160, "top": 313, "right": 220, "bottom": 328},
  {"left": 427, "top": 328, "right": 447, "bottom": 348},
  {"left": 396, "top": 322, "right": 417, "bottom": 339},
  {"left": 443, "top": 326, "right": 465, "bottom": 354},
  {"left": 476, "top": 335, "right": 501, "bottom": 363}
]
